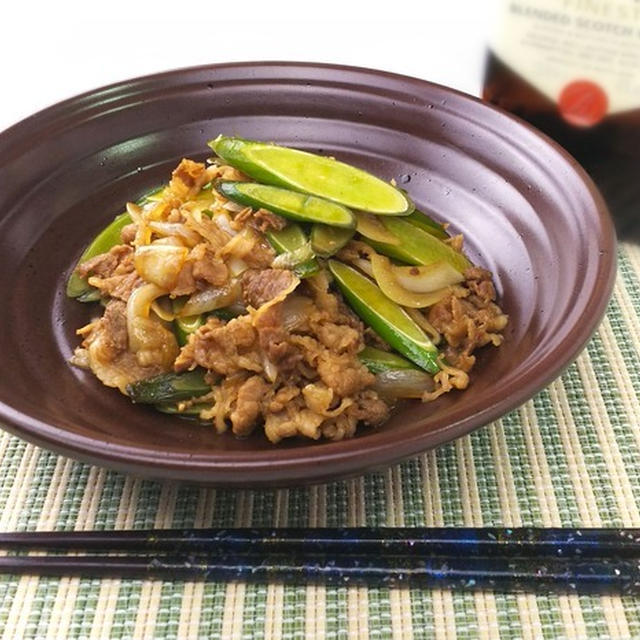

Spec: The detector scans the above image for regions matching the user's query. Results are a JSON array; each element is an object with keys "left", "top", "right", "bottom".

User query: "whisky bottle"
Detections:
[{"left": 483, "top": 0, "right": 640, "bottom": 238}]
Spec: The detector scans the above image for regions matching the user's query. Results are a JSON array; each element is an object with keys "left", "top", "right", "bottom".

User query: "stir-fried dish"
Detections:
[{"left": 68, "top": 137, "right": 508, "bottom": 443}]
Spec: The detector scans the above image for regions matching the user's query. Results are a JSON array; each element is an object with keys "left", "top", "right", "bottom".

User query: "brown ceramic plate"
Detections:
[{"left": 0, "top": 62, "right": 616, "bottom": 486}]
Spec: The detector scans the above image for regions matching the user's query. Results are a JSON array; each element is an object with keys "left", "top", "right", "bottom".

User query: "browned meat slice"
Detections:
[
  {"left": 90, "top": 271, "right": 143, "bottom": 302},
  {"left": 303, "top": 271, "right": 364, "bottom": 330},
  {"left": 242, "top": 237, "right": 277, "bottom": 269},
  {"left": 174, "top": 315, "right": 260, "bottom": 376},
  {"left": 81, "top": 245, "right": 143, "bottom": 301},
  {"left": 253, "top": 209, "right": 287, "bottom": 232},
  {"left": 120, "top": 224, "right": 137, "bottom": 245},
  {"left": 267, "top": 386, "right": 301, "bottom": 412},
  {"left": 170, "top": 243, "right": 230, "bottom": 296},
  {"left": 170, "top": 262, "right": 196, "bottom": 297},
  {"left": 229, "top": 376, "right": 270, "bottom": 436},
  {"left": 190, "top": 244, "right": 229, "bottom": 287},
  {"left": 233, "top": 207, "right": 287, "bottom": 233},
  {"left": 314, "top": 321, "right": 362, "bottom": 355},
  {"left": 78, "top": 300, "right": 167, "bottom": 392},
  {"left": 241, "top": 268, "right": 298, "bottom": 308},
  {"left": 319, "top": 414, "right": 358, "bottom": 441},
  {"left": 253, "top": 304, "right": 302, "bottom": 373},
  {"left": 85, "top": 300, "right": 128, "bottom": 361},
  {"left": 168, "top": 159, "right": 208, "bottom": 200},
  {"left": 76, "top": 245, "right": 133, "bottom": 280},
  {"left": 263, "top": 396, "right": 326, "bottom": 443},
  {"left": 316, "top": 351, "right": 375, "bottom": 397},
  {"left": 347, "top": 390, "right": 389, "bottom": 426},
  {"left": 428, "top": 271, "right": 508, "bottom": 371},
  {"left": 464, "top": 266, "right": 498, "bottom": 305}
]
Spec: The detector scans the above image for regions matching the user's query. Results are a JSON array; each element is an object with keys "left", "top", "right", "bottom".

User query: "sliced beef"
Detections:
[
  {"left": 241, "top": 268, "right": 298, "bottom": 309},
  {"left": 254, "top": 304, "right": 302, "bottom": 373},
  {"left": 233, "top": 207, "right": 287, "bottom": 233},
  {"left": 76, "top": 245, "right": 132, "bottom": 280},
  {"left": 168, "top": 159, "right": 208, "bottom": 200},
  {"left": 79, "top": 245, "right": 142, "bottom": 301},
  {"left": 174, "top": 315, "right": 260, "bottom": 376},
  {"left": 230, "top": 376, "right": 270, "bottom": 436},
  {"left": 428, "top": 269, "right": 508, "bottom": 371}
]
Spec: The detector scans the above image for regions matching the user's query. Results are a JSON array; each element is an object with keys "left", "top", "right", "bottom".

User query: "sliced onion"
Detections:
[
  {"left": 373, "top": 369, "right": 434, "bottom": 400},
  {"left": 353, "top": 258, "right": 374, "bottom": 278},
  {"left": 227, "top": 257, "right": 249, "bottom": 277},
  {"left": 225, "top": 301, "right": 248, "bottom": 316},
  {"left": 404, "top": 307, "right": 441, "bottom": 345},
  {"left": 280, "top": 295, "right": 315, "bottom": 331},
  {"left": 126, "top": 283, "right": 166, "bottom": 352},
  {"left": 219, "top": 226, "right": 259, "bottom": 259},
  {"left": 371, "top": 254, "right": 450, "bottom": 308},
  {"left": 180, "top": 279, "right": 242, "bottom": 316},
  {"left": 213, "top": 212, "right": 237, "bottom": 236},
  {"left": 148, "top": 200, "right": 173, "bottom": 221},
  {"left": 151, "top": 236, "right": 187, "bottom": 247},
  {"left": 134, "top": 244, "right": 189, "bottom": 290},
  {"left": 126, "top": 202, "right": 143, "bottom": 223},
  {"left": 392, "top": 261, "right": 463, "bottom": 293},
  {"left": 147, "top": 222, "right": 201, "bottom": 247},
  {"left": 150, "top": 297, "right": 176, "bottom": 322},
  {"left": 262, "top": 355, "right": 279, "bottom": 383},
  {"left": 127, "top": 283, "right": 165, "bottom": 320},
  {"left": 222, "top": 200, "right": 246, "bottom": 213},
  {"left": 356, "top": 212, "right": 400, "bottom": 244}
]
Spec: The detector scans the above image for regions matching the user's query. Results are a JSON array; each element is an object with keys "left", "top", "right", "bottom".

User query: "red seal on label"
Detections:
[{"left": 558, "top": 80, "right": 608, "bottom": 127}]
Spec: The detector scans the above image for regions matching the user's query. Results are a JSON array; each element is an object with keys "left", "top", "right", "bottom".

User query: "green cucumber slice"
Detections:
[
  {"left": 209, "top": 136, "right": 413, "bottom": 216},
  {"left": 174, "top": 315, "right": 205, "bottom": 346},
  {"left": 310, "top": 225, "right": 355, "bottom": 258},
  {"left": 265, "top": 224, "right": 320, "bottom": 279},
  {"left": 217, "top": 181, "right": 355, "bottom": 228},
  {"left": 66, "top": 212, "right": 132, "bottom": 298},
  {"left": 328, "top": 260, "right": 439, "bottom": 374},
  {"left": 155, "top": 402, "right": 213, "bottom": 417},
  {"left": 67, "top": 185, "right": 168, "bottom": 300},
  {"left": 406, "top": 210, "right": 449, "bottom": 240},
  {"left": 358, "top": 346, "right": 418, "bottom": 374},
  {"left": 126, "top": 370, "right": 211, "bottom": 404},
  {"left": 369, "top": 218, "right": 470, "bottom": 273}
]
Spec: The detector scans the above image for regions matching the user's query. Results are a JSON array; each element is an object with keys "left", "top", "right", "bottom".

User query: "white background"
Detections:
[{"left": 0, "top": 0, "right": 496, "bottom": 133}]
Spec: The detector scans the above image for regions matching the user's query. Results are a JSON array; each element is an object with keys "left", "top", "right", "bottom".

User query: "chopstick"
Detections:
[
  {"left": 2, "top": 527, "right": 639, "bottom": 557},
  {"left": 1, "top": 553, "right": 639, "bottom": 593},
  {"left": 1, "top": 527, "right": 639, "bottom": 594}
]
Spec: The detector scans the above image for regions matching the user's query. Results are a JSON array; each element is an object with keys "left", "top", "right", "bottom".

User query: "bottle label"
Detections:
[{"left": 490, "top": 0, "right": 640, "bottom": 123}]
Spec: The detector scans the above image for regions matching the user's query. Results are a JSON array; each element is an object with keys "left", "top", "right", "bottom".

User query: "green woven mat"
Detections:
[{"left": 2, "top": 243, "right": 640, "bottom": 640}]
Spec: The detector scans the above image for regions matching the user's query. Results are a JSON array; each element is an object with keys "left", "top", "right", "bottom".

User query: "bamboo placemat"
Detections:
[{"left": 1, "top": 243, "right": 640, "bottom": 639}]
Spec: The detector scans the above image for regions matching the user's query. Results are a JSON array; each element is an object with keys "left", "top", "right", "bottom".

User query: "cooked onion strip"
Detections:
[
  {"left": 147, "top": 222, "right": 201, "bottom": 247},
  {"left": 370, "top": 254, "right": 451, "bottom": 308},
  {"left": 405, "top": 308, "right": 441, "bottom": 345},
  {"left": 126, "top": 283, "right": 178, "bottom": 364},
  {"left": 280, "top": 296, "right": 315, "bottom": 331},
  {"left": 219, "top": 226, "right": 260, "bottom": 260},
  {"left": 353, "top": 258, "right": 374, "bottom": 278},
  {"left": 134, "top": 244, "right": 189, "bottom": 290},
  {"left": 373, "top": 369, "right": 434, "bottom": 400},
  {"left": 180, "top": 280, "right": 242, "bottom": 316},
  {"left": 392, "top": 261, "right": 463, "bottom": 293}
]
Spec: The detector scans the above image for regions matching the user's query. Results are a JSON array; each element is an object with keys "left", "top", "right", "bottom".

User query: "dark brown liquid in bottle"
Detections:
[{"left": 483, "top": 51, "right": 640, "bottom": 240}]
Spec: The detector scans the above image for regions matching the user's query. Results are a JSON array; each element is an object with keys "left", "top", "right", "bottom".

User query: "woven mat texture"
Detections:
[{"left": 2, "top": 243, "right": 640, "bottom": 639}]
